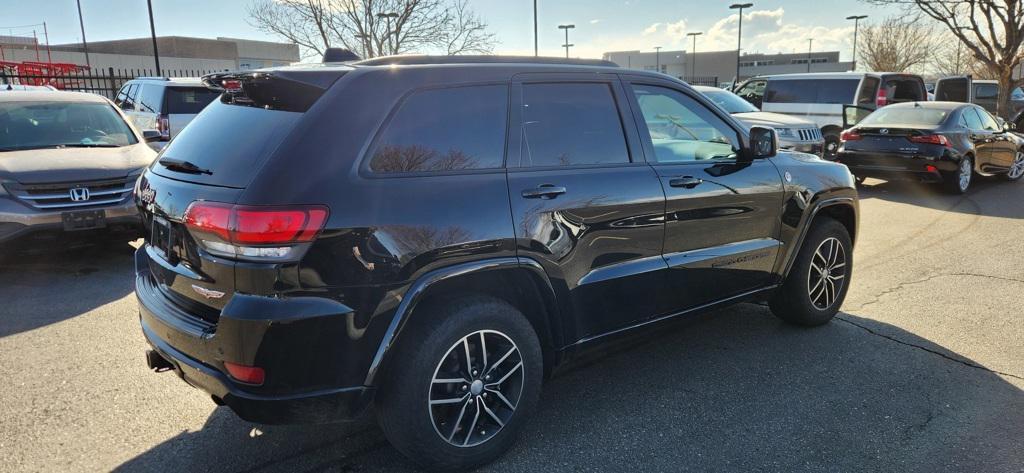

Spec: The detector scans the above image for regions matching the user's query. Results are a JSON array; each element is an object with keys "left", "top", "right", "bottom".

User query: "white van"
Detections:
[
  {"left": 113, "top": 77, "right": 221, "bottom": 150},
  {"left": 734, "top": 72, "right": 928, "bottom": 158}
]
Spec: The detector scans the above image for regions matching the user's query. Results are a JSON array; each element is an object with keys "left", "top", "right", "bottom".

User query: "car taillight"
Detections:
[
  {"left": 224, "top": 362, "right": 265, "bottom": 385},
  {"left": 840, "top": 130, "right": 862, "bottom": 141},
  {"left": 157, "top": 114, "right": 170, "bottom": 140},
  {"left": 908, "top": 134, "right": 951, "bottom": 147},
  {"left": 876, "top": 88, "right": 888, "bottom": 107},
  {"left": 183, "top": 202, "right": 329, "bottom": 261}
]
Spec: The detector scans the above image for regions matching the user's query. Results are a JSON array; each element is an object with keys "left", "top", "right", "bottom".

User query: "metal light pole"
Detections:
[
  {"left": 76, "top": 0, "right": 91, "bottom": 69},
  {"left": 729, "top": 3, "right": 753, "bottom": 85},
  {"left": 687, "top": 32, "right": 702, "bottom": 80},
  {"left": 807, "top": 38, "right": 813, "bottom": 72},
  {"left": 846, "top": 15, "right": 867, "bottom": 71},
  {"left": 147, "top": 0, "right": 160, "bottom": 76},
  {"left": 558, "top": 24, "right": 575, "bottom": 58},
  {"left": 654, "top": 46, "right": 662, "bottom": 72},
  {"left": 377, "top": 12, "right": 399, "bottom": 55},
  {"left": 533, "top": 0, "right": 538, "bottom": 56}
]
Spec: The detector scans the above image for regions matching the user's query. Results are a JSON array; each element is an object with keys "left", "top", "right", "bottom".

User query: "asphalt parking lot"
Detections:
[{"left": 1, "top": 177, "right": 1022, "bottom": 472}]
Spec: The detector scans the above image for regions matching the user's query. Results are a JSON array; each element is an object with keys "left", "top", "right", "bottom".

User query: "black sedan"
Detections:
[{"left": 836, "top": 102, "right": 1024, "bottom": 193}]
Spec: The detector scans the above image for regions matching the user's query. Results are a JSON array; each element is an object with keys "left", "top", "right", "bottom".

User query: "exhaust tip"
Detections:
[{"left": 145, "top": 349, "right": 174, "bottom": 372}]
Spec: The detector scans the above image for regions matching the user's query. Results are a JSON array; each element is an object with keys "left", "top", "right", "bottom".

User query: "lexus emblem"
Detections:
[
  {"left": 879, "top": 128, "right": 889, "bottom": 135},
  {"left": 69, "top": 187, "right": 90, "bottom": 202}
]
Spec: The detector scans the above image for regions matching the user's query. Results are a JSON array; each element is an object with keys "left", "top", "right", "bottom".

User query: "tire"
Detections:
[
  {"left": 1006, "top": 150, "right": 1024, "bottom": 181},
  {"left": 769, "top": 217, "right": 852, "bottom": 326},
  {"left": 377, "top": 295, "right": 543, "bottom": 471},
  {"left": 854, "top": 175, "right": 866, "bottom": 186},
  {"left": 823, "top": 130, "right": 841, "bottom": 161},
  {"left": 944, "top": 156, "right": 973, "bottom": 194}
]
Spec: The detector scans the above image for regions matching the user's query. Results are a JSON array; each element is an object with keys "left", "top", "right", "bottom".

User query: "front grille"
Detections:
[
  {"left": 796, "top": 128, "right": 823, "bottom": 142},
  {"left": 7, "top": 177, "right": 134, "bottom": 210}
]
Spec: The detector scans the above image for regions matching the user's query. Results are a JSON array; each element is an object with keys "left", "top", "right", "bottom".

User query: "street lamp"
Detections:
[
  {"left": 686, "top": 32, "right": 702, "bottom": 80},
  {"left": 376, "top": 12, "right": 399, "bottom": 55},
  {"left": 147, "top": 0, "right": 160, "bottom": 75},
  {"left": 846, "top": 15, "right": 867, "bottom": 71},
  {"left": 558, "top": 24, "right": 575, "bottom": 58},
  {"left": 654, "top": 46, "right": 662, "bottom": 72},
  {"left": 533, "top": 0, "right": 538, "bottom": 56},
  {"left": 806, "top": 38, "right": 814, "bottom": 73},
  {"left": 729, "top": 3, "right": 753, "bottom": 86}
]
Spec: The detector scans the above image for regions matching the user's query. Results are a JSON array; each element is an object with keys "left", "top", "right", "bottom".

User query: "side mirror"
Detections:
[
  {"left": 142, "top": 129, "right": 163, "bottom": 143},
  {"left": 748, "top": 126, "right": 778, "bottom": 159}
]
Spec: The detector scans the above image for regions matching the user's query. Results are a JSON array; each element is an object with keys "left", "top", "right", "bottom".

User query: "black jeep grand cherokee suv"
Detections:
[{"left": 135, "top": 56, "right": 858, "bottom": 470}]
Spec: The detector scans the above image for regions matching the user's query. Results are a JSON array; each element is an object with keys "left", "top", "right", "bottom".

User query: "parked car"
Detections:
[
  {"left": 696, "top": 85, "right": 825, "bottom": 156},
  {"left": 0, "top": 91, "right": 158, "bottom": 245},
  {"left": 837, "top": 101, "right": 1024, "bottom": 193},
  {"left": 113, "top": 77, "right": 220, "bottom": 149},
  {"left": 933, "top": 76, "right": 1024, "bottom": 127},
  {"left": 734, "top": 72, "right": 928, "bottom": 159},
  {"left": 134, "top": 56, "right": 858, "bottom": 471}
]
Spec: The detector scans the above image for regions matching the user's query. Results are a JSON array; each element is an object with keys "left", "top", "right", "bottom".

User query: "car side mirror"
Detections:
[
  {"left": 748, "top": 126, "right": 778, "bottom": 159},
  {"left": 142, "top": 130, "right": 163, "bottom": 143}
]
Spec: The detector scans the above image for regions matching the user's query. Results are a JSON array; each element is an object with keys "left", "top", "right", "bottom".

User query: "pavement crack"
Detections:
[
  {"left": 851, "top": 272, "right": 1024, "bottom": 311},
  {"left": 835, "top": 316, "right": 1023, "bottom": 381}
]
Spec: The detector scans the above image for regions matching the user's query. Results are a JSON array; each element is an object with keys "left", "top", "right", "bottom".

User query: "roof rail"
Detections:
[
  {"left": 354, "top": 55, "right": 620, "bottom": 68},
  {"left": 133, "top": 77, "right": 171, "bottom": 81}
]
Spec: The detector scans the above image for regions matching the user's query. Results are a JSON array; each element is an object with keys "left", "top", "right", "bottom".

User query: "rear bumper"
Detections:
[
  {"left": 835, "top": 150, "right": 958, "bottom": 183},
  {"left": 0, "top": 196, "right": 140, "bottom": 244},
  {"left": 134, "top": 248, "right": 376, "bottom": 424}
]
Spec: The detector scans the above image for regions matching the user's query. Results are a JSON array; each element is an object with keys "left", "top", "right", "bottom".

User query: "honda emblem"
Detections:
[{"left": 69, "top": 187, "right": 90, "bottom": 202}]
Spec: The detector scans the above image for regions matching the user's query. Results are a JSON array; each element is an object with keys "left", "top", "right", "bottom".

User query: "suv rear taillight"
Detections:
[
  {"left": 183, "top": 202, "right": 329, "bottom": 261},
  {"left": 908, "top": 134, "right": 951, "bottom": 147},
  {"left": 157, "top": 114, "right": 171, "bottom": 140},
  {"left": 876, "top": 88, "right": 888, "bottom": 107}
]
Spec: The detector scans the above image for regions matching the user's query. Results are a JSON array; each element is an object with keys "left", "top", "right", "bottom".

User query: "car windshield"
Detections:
[
  {"left": 702, "top": 89, "right": 760, "bottom": 113},
  {"left": 0, "top": 101, "right": 138, "bottom": 151},
  {"left": 859, "top": 107, "right": 950, "bottom": 128}
]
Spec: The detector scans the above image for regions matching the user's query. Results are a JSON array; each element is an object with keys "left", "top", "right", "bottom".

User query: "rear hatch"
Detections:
[{"left": 138, "top": 68, "right": 346, "bottom": 322}]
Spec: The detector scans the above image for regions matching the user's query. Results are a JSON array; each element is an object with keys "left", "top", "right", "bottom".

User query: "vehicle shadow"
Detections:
[
  {"left": 0, "top": 234, "right": 139, "bottom": 337},
  {"left": 114, "top": 305, "right": 1023, "bottom": 472},
  {"left": 855, "top": 176, "right": 1024, "bottom": 219}
]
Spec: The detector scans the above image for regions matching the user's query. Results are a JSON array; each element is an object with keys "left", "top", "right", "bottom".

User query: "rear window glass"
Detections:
[
  {"left": 520, "top": 82, "right": 629, "bottom": 166},
  {"left": 369, "top": 85, "right": 508, "bottom": 173},
  {"left": 860, "top": 107, "right": 951, "bottom": 127},
  {"left": 883, "top": 78, "right": 925, "bottom": 103},
  {"left": 857, "top": 77, "right": 879, "bottom": 105},
  {"left": 765, "top": 79, "right": 860, "bottom": 104},
  {"left": 165, "top": 87, "right": 220, "bottom": 114},
  {"left": 150, "top": 99, "right": 300, "bottom": 188},
  {"left": 975, "top": 84, "right": 999, "bottom": 100}
]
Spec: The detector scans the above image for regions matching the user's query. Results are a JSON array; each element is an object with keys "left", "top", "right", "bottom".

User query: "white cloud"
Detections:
[
  {"left": 643, "top": 23, "right": 661, "bottom": 36},
  {"left": 590, "top": 19, "right": 602, "bottom": 25}
]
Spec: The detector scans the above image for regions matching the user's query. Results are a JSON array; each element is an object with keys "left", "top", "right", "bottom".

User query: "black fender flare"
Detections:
[
  {"left": 780, "top": 196, "right": 858, "bottom": 279},
  {"left": 362, "top": 256, "right": 559, "bottom": 386}
]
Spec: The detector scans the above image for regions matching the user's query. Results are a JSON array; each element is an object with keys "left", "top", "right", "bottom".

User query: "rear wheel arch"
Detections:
[{"left": 368, "top": 260, "right": 562, "bottom": 387}]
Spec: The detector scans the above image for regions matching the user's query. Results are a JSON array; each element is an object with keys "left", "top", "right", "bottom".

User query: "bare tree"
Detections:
[
  {"left": 929, "top": 33, "right": 988, "bottom": 77},
  {"left": 864, "top": 0, "right": 1024, "bottom": 118},
  {"left": 857, "top": 15, "right": 937, "bottom": 73},
  {"left": 247, "top": 0, "right": 495, "bottom": 60}
]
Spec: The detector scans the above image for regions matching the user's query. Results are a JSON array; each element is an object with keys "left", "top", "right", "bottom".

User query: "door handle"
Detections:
[
  {"left": 669, "top": 176, "right": 703, "bottom": 189},
  {"left": 522, "top": 184, "right": 567, "bottom": 199}
]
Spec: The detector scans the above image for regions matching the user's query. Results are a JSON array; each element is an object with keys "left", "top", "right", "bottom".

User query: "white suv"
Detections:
[
  {"left": 734, "top": 72, "right": 928, "bottom": 159},
  {"left": 113, "top": 78, "right": 220, "bottom": 149}
]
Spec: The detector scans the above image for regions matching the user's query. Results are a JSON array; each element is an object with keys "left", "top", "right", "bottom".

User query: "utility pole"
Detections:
[
  {"left": 76, "top": 0, "right": 91, "bottom": 69},
  {"left": 846, "top": 15, "right": 867, "bottom": 71},
  {"left": 729, "top": 3, "right": 753, "bottom": 86},
  {"left": 687, "top": 32, "right": 702, "bottom": 80},
  {"left": 654, "top": 46, "right": 662, "bottom": 72},
  {"left": 807, "top": 38, "right": 813, "bottom": 73},
  {"left": 533, "top": 0, "right": 538, "bottom": 56},
  {"left": 558, "top": 24, "right": 575, "bottom": 58},
  {"left": 377, "top": 12, "right": 400, "bottom": 55},
  {"left": 42, "top": 22, "right": 52, "bottom": 64},
  {"left": 147, "top": 0, "right": 161, "bottom": 75}
]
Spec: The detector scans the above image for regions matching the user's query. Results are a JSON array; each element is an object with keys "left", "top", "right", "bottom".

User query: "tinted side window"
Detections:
[
  {"left": 962, "top": 107, "right": 984, "bottom": 130},
  {"left": 857, "top": 77, "right": 880, "bottom": 105},
  {"left": 124, "top": 84, "right": 140, "bottom": 109},
  {"left": 818, "top": 79, "right": 861, "bottom": 103},
  {"left": 136, "top": 84, "right": 165, "bottom": 113},
  {"left": 631, "top": 84, "right": 738, "bottom": 163},
  {"left": 977, "top": 107, "right": 1001, "bottom": 131},
  {"left": 520, "top": 83, "right": 629, "bottom": 167},
  {"left": 369, "top": 84, "right": 508, "bottom": 173},
  {"left": 766, "top": 79, "right": 860, "bottom": 104},
  {"left": 114, "top": 84, "right": 131, "bottom": 107},
  {"left": 975, "top": 84, "right": 999, "bottom": 100}
]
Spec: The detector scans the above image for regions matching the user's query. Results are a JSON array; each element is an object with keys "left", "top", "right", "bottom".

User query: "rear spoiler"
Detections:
[{"left": 202, "top": 69, "right": 347, "bottom": 112}]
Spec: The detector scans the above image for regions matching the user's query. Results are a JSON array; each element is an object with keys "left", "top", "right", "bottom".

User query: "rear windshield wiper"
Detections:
[{"left": 158, "top": 157, "right": 213, "bottom": 175}]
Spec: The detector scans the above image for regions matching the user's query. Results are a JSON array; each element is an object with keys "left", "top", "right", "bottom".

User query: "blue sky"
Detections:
[{"left": 2, "top": 0, "right": 903, "bottom": 60}]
